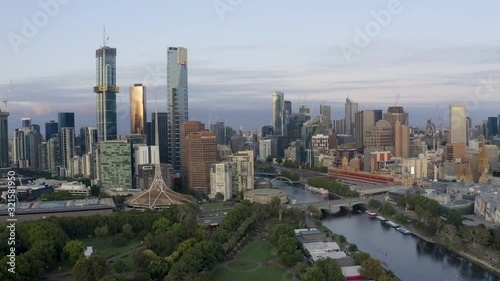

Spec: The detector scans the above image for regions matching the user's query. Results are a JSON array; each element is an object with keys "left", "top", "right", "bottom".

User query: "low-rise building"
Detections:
[
  {"left": 474, "top": 192, "right": 500, "bottom": 225},
  {"left": 56, "top": 181, "right": 90, "bottom": 196},
  {"left": 244, "top": 189, "right": 287, "bottom": 204}
]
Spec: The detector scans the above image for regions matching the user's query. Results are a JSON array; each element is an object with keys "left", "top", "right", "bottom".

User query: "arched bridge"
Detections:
[{"left": 294, "top": 197, "right": 369, "bottom": 212}]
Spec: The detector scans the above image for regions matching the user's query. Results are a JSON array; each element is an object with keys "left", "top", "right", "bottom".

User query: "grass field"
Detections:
[
  {"left": 211, "top": 241, "right": 292, "bottom": 281},
  {"left": 80, "top": 236, "right": 142, "bottom": 259}
]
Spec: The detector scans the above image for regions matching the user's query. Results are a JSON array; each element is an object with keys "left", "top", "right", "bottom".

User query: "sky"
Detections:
[{"left": 2, "top": 0, "right": 500, "bottom": 137}]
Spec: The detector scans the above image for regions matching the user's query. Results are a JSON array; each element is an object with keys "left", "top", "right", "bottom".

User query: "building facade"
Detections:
[
  {"left": 167, "top": 47, "right": 188, "bottom": 170},
  {"left": 130, "top": 84, "right": 147, "bottom": 135},
  {"left": 94, "top": 45, "right": 119, "bottom": 142},
  {"left": 99, "top": 141, "right": 132, "bottom": 189},
  {"left": 210, "top": 162, "right": 233, "bottom": 200},
  {"left": 0, "top": 110, "right": 8, "bottom": 168},
  {"left": 229, "top": 150, "right": 254, "bottom": 193},
  {"left": 344, "top": 98, "right": 358, "bottom": 136},
  {"left": 272, "top": 91, "right": 285, "bottom": 136},
  {"left": 184, "top": 131, "right": 217, "bottom": 195}
]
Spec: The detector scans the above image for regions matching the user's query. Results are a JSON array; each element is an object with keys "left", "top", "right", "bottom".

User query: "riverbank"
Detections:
[{"left": 383, "top": 213, "right": 500, "bottom": 278}]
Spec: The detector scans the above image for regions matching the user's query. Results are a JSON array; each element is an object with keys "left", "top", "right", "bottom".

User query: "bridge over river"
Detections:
[{"left": 291, "top": 197, "right": 369, "bottom": 212}]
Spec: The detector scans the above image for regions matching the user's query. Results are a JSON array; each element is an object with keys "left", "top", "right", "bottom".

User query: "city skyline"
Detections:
[{"left": 3, "top": 1, "right": 500, "bottom": 135}]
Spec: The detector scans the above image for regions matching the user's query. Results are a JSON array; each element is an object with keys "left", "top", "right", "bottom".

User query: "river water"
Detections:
[{"left": 272, "top": 181, "right": 499, "bottom": 281}]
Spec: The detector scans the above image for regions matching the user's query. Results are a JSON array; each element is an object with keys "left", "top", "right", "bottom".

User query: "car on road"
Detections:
[{"left": 204, "top": 220, "right": 211, "bottom": 223}]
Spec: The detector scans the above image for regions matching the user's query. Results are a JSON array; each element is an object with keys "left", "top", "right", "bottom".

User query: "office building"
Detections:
[
  {"left": 0, "top": 110, "right": 8, "bottom": 168},
  {"left": 210, "top": 122, "right": 227, "bottom": 145},
  {"left": 184, "top": 131, "right": 217, "bottom": 195},
  {"left": 259, "top": 138, "right": 272, "bottom": 161},
  {"left": 99, "top": 140, "right": 132, "bottom": 189},
  {"left": 284, "top": 100, "right": 292, "bottom": 114},
  {"left": 180, "top": 121, "right": 205, "bottom": 188},
  {"left": 151, "top": 112, "right": 168, "bottom": 163},
  {"left": 365, "top": 120, "right": 394, "bottom": 151},
  {"left": 383, "top": 106, "right": 408, "bottom": 129},
  {"left": 261, "top": 125, "right": 274, "bottom": 137},
  {"left": 229, "top": 150, "right": 254, "bottom": 193},
  {"left": 94, "top": 44, "right": 119, "bottom": 142},
  {"left": 344, "top": 98, "right": 358, "bottom": 135},
  {"left": 320, "top": 104, "right": 331, "bottom": 129},
  {"left": 394, "top": 121, "right": 410, "bottom": 158},
  {"left": 449, "top": 104, "right": 467, "bottom": 145},
  {"left": 354, "top": 110, "right": 376, "bottom": 147},
  {"left": 21, "top": 117, "right": 31, "bottom": 129},
  {"left": 487, "top": 116, "right": 498, "bottom": 140},
  {"left": 45, "top": 120, "right": 58, "bottom": 141},
  {"left": 230, "top": 135, "right": 246, "bottom": 153},
  {"left": 210, "top": 162, "right": 233, "bottom": 201},
  {"left": 334, "top": 119, "right": 345, "bottom": 134},
  {"left": 167, "top": 47, "right": 188, "bottom": 170},
  {"left": 135, "top": 164, "right": 173, "bottom": 191},
  {"left": 58, "top": 112, "right": 75, "bottom": 132},
  {"left": 272, "top": 91, "right": 285, "bottom": 136},
  {"left": 130, "top": 84, "right": 147, "bottom": 134}
]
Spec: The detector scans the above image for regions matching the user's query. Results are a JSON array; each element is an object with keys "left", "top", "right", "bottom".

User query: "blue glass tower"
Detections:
[{"left": 94, "top": 44, "right": 119, "bottom": 142}]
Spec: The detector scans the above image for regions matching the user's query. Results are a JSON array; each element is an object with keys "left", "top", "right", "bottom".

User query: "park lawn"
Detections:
[
  {"left": 109, "top": 253, "right": 138, "bottom": 274},
  {"left": 201, "top": 202, "right": 225, "bottom": 210},
  {"left": 80, "top": 236, "right": 142, "bottom": 259},
  {"left": 212, "top": 266, "right": 292, "bottom": 281},
  {"left": 238, "top": 241, "right": 273, "bottom": 262}
]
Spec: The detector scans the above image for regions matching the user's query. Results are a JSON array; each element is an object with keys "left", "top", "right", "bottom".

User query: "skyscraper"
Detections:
[
  {"left": 130, "top": 84, "right": 147, "bottom": 134},
  {"left": 0, "top": 110, "right": 9, "bottom": 168},
  {"left": 99, "top": 140, "right": 131, "bottom": 188},
  {"left": 45, "top": 120, "right": 58, "bottom": 141},
  {"left": 95, "top": 43, "right": 119, "bottom": 142},
  {"left": 21, "top": 117, "right": 31, "bottom": 129},
  {"left": 449, "top": 104, "right": 466, "bottom": 144},
  {"left": 180, "top": 121, "right": 205, "bottom": 188},
  {"left": 60, "top": 127, "right": 75, "bottom": 177},
  {"left": 151, "top": 112, "right": 168, "bottom": 163},
  {"left": 58, "top": 112, "right": 75, "bottom": 132},
  {"left": 383, "top": 106, "right": 409, "bottom": 129},
  {"left": 167, "top": 47, "right": 188, "bottom": 170},
  {"left": 354, "top": 110, "right": 376, "bottom": 147},
  {"left": 487, "top": 116, "right": 498, "bottom": 140},
  {"left": 81, "top": 126, "right": 97, "bottom": 155},
  {"left": 320, "top": 104, "right": 331, "bottom": 129},
  {"left": 284, "top": 100, "right": 292, "bottom": 115},
  {"left": 185, "top": 131, "right": 216, "bottom": 195},
  {"left": 210, "top": 122, "right": 226, "bottom": 145},
  {"left": 272, "top": 91, "right": 285, "bottom": 136},
  {"left": 345, "top": 98, "right": 358, "bottom": 136}
]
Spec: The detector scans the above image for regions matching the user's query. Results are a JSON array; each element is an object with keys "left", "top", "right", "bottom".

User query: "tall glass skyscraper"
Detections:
[
  {"left": 58, "top": 112, "right": 75, "bottom": 131},
  {"left": 94, "top": 45, "right": 119, "bottom": 142},
  {"left": 0, "top": 110, "right": 9, "bottom": 168},
  {"left": 130, "top": 84, "right": 147, "bottom": 135},
  {"left": 345, "top": 98, "right": 358, "bottom": 136},
  {"left": 272, "top": 91, "right": 285, "bottom": 136},
  {"left": 167, "top": 47, "right": 188, "bottom": 169},
  {"left": 45, "top": 120, "right": 58, "bottom": 141}
]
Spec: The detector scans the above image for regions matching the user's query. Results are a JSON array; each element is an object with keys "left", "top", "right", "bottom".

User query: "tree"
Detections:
[
  {"left": 360, "top": 258, "right": 384, "bottom": 280},
  {"left": 133, "top": 249, "right": 157, "bottom": 269},
  {"left": 95, "top": 225, "right": 109, "bottom": 238},
  {"left": 380, "top": 203, "right": 396, "bottom": 216},
  {"left": 90, "top": 185, "right": 101, "bottom": 197},
  {"left": 447, "top": 210, "right": 463, "bottom": 226},
  {"left": 460, "top": 225, "right": 491, "bottom": 249},
  {"left": 73, "top": 253, "right": 109, "bottom": 281},
  {"left": 112, "top": 233, "right": 127, "bottom": 247},
  {"left": 266, "top": 155, "right": 274, "bottom": 163},
  {"left": 394, "top": 213, "right": 407, "bottom": 224},
  {"left": 113, "top": 259, "right": 127, "bottom": 273},
  {"left": 300, "top": 266, "right": 325, "bottom": 281},
  {"left": 148, "top": 256, "right": 169, "bottom": 280},
  {"left": 353, "top": 252, "right": 371, "bottom": 265},
  {"left": 276, "top": 157, "right": 283, "bottom": 164},
  {"left": 122, "top": 223, "right": 134, "bottom": 240},
  {"left": 133, "top": 272, "right": 152, "bottom": 281},
  {"left": 368, "top": 199, "right": 382, "bottom": 209},
  {"left": 348, "top": 243, "right": 358, "bottom": 253},
  {"left": 338, "top": 235, "right": 347, "bottom": 244},
  {"left": 63, "top": 239, "right": 85, "bottom": 265},
  {"left": 378, "top": 273, "right": 399, "bottom": 281},
  {"left": 307, "top": 205, "right": 322, "bottom": 219},
  {"left": 152, "top": 217, "right": 172, "bottom": 234},
  {"left": 214, "top": 192, "right": 224, "bottom": 202},
  {"left": 315, "top": 258, "right": 344, "bottom": 281},
  {"left": 441, "top": 224, "right": 458, "bottom": 247}
]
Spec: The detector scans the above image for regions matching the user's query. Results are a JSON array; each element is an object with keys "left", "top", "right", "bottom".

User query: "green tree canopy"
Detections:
[{"left": 63, "top": 240, "right": 85, "bottom": 265}]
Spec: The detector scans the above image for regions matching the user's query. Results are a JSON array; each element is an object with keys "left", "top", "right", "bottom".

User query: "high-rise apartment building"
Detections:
[
  {"left": 394, "top": 121, "right": 410, "bottom": 158},
  {"left": 272, "top": 91, "right": 285, "bottom": 136},
  {"left": 210, "top": 162, "right": 233, "bottom": 200},
  {"left": 21, "top": 117, "right": 31, "bottom": 129},
  {"left": 345, "top": 98, "right": 358, "bottom": 135},
  {"left": 130, "top": 84, "right": 147, "bottom": 135},
  {"left": 60, "top": 127, "right": 75, "bottom": 177},
  {"left": 229, "top": 150, "right": 254, "bottom": 193},
  {"left": 81, "top": 126, "right": 97, "bottom": 155},
  {"left": 210, "top": 122, "right": 227, "bottom": 145},
  {"left": 284, "top": 100, "right": 292, "bottom": 115},
  {"left": 94, "top": 44, "right": 119, "bottom": 142},
  {"left": 0, "top": 110, "right": 9, "bottom": 168},
  {"left": 167, "top": 47, "right": 188, "bottom": 170},
  {"left": 99, "top": 140, "right": 132, "bottom": 189}
]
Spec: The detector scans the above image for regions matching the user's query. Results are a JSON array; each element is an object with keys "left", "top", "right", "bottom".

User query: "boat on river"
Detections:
[
  {"left": 396, "top": 227, "right": 412, "bottom": 235},
  {"left": 376, "top": 215, "right": 387, "bottom": 221},
  {"left": 385, "top": 221, "right": 399, "bottom": 228},
  {"left": 365, "top": 210, "right": 377, "bottom": 217}
]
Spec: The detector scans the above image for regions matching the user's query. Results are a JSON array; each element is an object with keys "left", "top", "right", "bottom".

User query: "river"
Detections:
[{"left": 272, "top": 180, "right": 499, "bottom": 281}]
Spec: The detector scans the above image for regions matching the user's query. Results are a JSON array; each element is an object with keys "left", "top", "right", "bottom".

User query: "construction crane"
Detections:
[{"left": 2, "top": 81, "right": 12, "bottom": 111}]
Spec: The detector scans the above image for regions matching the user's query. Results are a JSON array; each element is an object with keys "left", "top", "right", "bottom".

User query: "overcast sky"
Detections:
[{"left": 2, "top": 0, "right": 500, "bottom": 137}]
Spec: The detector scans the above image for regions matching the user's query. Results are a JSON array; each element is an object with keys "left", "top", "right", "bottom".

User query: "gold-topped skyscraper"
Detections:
[{"left": 130, "top": 84, "right": 146, "bottom": 134}]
